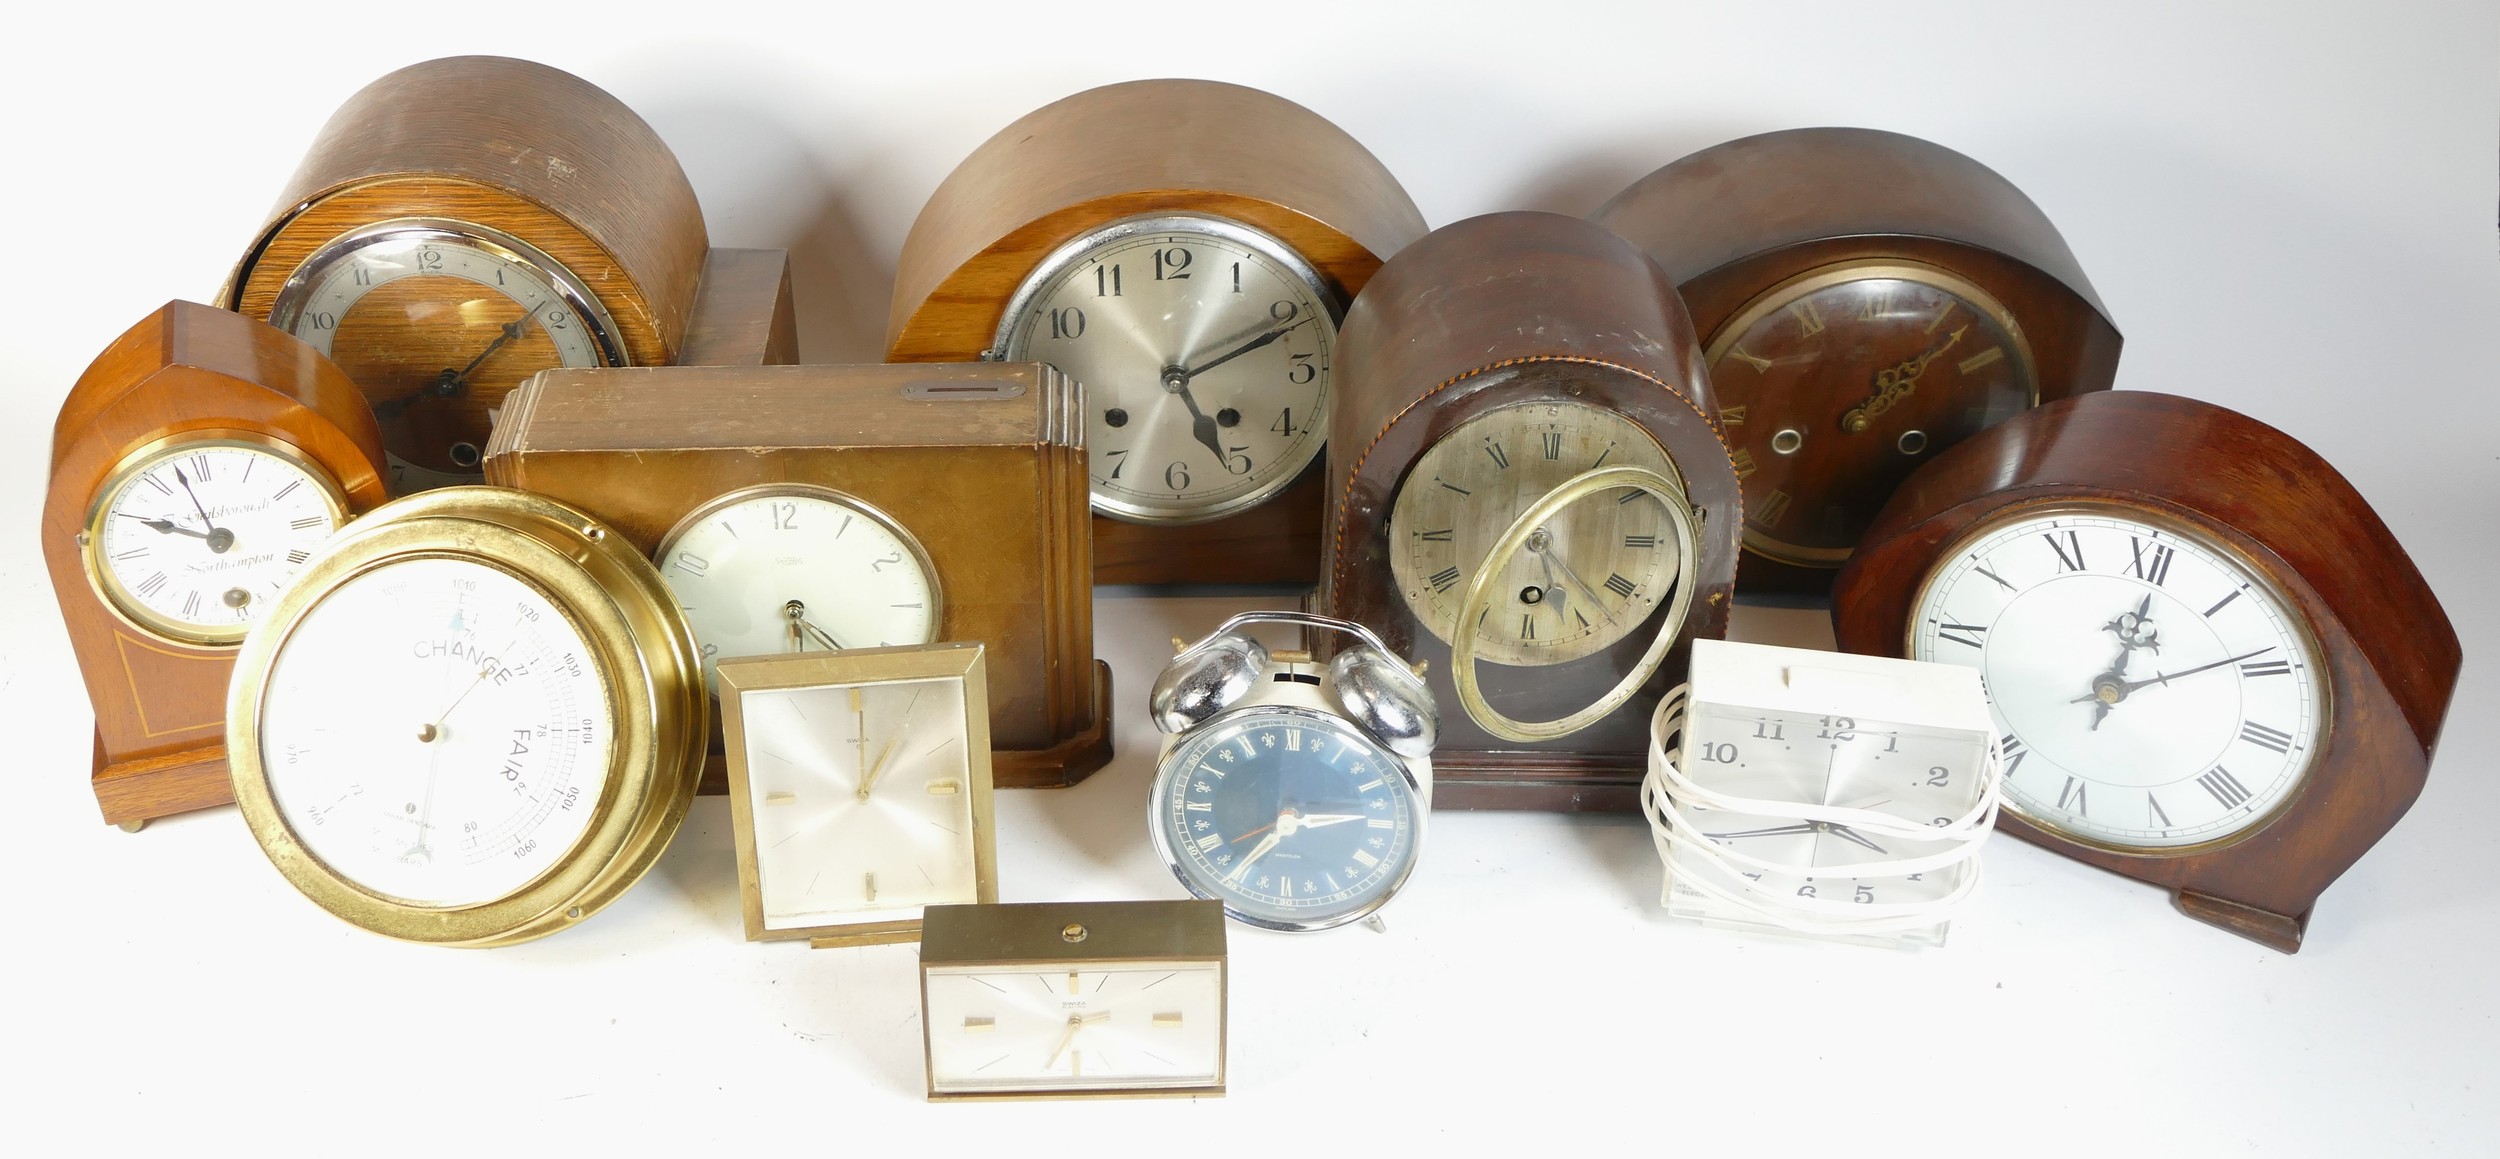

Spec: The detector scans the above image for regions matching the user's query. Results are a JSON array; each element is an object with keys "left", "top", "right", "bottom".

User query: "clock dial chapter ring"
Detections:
[
  {"left": 268, "top": 218, "right": 628, "bottom": 486},
  {"left": 79, "top": 430, "right": 350, "bottom": 647},
  {"left": 1706, "top": 261, "right": 2036, "bottom": 568},
  {"left": 1448, "top": 465, "right": 1701, "bottom": 742},
  {"left": 227, "top": 488, "right": 704, "bottom": 946},
  {"left": 992, "top": 213, "right": 1341, "bottom": 527}
]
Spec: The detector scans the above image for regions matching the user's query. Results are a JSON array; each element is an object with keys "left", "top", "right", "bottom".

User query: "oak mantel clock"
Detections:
[
  {"left": 1833, "top": 391, "right": 2459, "bottom": 952},
  {"left": 43, "top": 301, "right": 388, "bottom": 829},
  {"left": 485, "top": 362, "right": 1111, "bottom": 789},
  {"left": 222, "top": 55, "right": 795, "bottom": 493},
  {"left": 1594, "top": 127, "right": 2120, "bottom": 594},
  {"left": 886, "top": 78, "right": 1427, "bottom": 586},
  {"left": 1315, "top": 211, "right": 1742, "bottom": 813}
]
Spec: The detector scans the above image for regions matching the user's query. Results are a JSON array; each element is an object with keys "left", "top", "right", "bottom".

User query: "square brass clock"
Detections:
[
  {"left": 717, "top": 643, "right": 998, "bottom": 947},
  {"left": 920, "top": 900, "right": 1227, "bottom": 1100}
]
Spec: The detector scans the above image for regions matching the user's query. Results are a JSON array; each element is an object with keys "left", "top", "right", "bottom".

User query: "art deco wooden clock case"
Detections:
[
  {"left": 44, "top": 301, "right": 388, "bottom": 828},
  {"left": 484, "top": 362, "right": 1112, "bottom": 788},
  {"left": 1315, "top": 211, "right": 1743, "bottom": 812},
  {"left": 1833, "top": 391, "right": 2460, "bottom": 951},
  {"left": 222, "top": 55, "right": 795, "bottom": 493},
  {"left": 885, "top": 78, "right": 1428, "bottom": 586},
  {"left": 1593, "top": 127, "right": 2120, "bottom": 594}
]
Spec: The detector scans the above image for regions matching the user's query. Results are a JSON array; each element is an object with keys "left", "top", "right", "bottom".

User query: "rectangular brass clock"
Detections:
[
  {"left": 483, "top": 362, "right": 1110, "bottom": 789},
  {"left": 920, "top": 900, "right": 1227, "bottom": 1100}
]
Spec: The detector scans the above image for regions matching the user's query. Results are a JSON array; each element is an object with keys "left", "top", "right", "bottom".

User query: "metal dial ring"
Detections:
[{"left": 1449, "top": 465, "right": 1701, "bottom": 741}]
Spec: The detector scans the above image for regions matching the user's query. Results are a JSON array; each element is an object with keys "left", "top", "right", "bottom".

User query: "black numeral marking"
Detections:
[
  {"left": 2205, "top": 587, "right": 2245, "bottom": 617},
  {"left": 1417, "top": 528, "right": 1452, "bottom": 542},
  {"left": 1540, "top": 432, "right": 1562, "bottom": 460},
  {"left": 2127, "top": 537, "right": 2174, "bottom": 586},
  {"left": 2198, "top": 766, "right": 2253, "bottom": 808},
  {"left": 1625, "top": 535, "right": 1657, "bottom": 549},
  {"left": 2043, "top": 530, "right": 2085, "bottom": 573},
  {"left": 289, "top": 516, "right": 325, "bottom": 531},
  {"left": 2238, "top": 721, "right": 2294, "bottom": 754},
  {"left": 182, "top": 591, "right": 201, "bottom": 618},
  {"left": 136, "top": 572, "right": 168, "bottom": 597},
  {"left": 1974, "top": 562, "right": 2016, "bottom": 592},
  {"left": 2146, "top": 794, "right": 2173, "bottom": 828},
  {"left": 1936, "top": 621, "right": 1988, "bottom": 649},
  {"left": 1604, "top": 573, "right": 1637, "bottom": 598},
  {"left": 1047, "top": 307, "right": 1086, "bottom": 339},
  {"left": 2240, "top": 658, "right": 2292, "bottom": 678},
  {"left": 1094, "top": 263, "right": 1122, "bottom": 297},
  {"left": 273, "top": 479, "right": 301, "bottom": 501},
  {"left": 1999, "top": 734, "right": 2027, "bottom": 776},
  {"left": 1519, "top": 614, "right": 1536, "bottom": 640},
  {"left": 1428, "top": 566, "right": 1461, "bottom": 593},
  {"left": 1484, "top": 442, "right": 1510, "bottom": 470},
  {"left": 1438, "top": 479, "right": 1470, "bottom": 496},
  {"left": 1153, "top": 247, "right": 1193, "bottom": 280},
  {"left": 2057, "top": 776, "right": 2089, "bottom": 816},
  {"left": 286, "top": 549, "right": 311, "bottom": 565}
]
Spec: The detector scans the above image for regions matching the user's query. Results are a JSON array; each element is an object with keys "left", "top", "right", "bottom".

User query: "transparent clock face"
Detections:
[
  {"left": 997, "top": 214, "right": 1337, "bottom": 525},
  {"left": 656, "top": 487, "right": 940, "bottom": 692},
  {"left": 1909, "top": 507, "right": 2329, "bottom": 850},
  {"left": 1388, "top": 401, "right": 1688, "bottom": 667},
  {"left": 87, "top": 439, "right": 345, "bottom": 644},
  {"left": 1152, "top": 707, "right": 1419, "bottom": 931},
  {"left": 736, "top": 676, "right": 979, "bottom": 931},
  {"left": 258, "top": 555, "right": 615, "bottom": 908},
  {"left": 1671, "top": 704, "right": 1988, "bottom": 914},
  {"left": 272, "top": 219, "right": 622, "bottom": 492},
  {"left": 925, "top": 960, "right": 1223, "bottom": 1094}
]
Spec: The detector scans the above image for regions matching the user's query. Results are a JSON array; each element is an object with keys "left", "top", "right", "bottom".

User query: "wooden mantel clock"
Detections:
[
  {"left": 223, "top": 55, "right": 795, "bottom": 494},
  {"left": 1593, "top": 127, "right": 2120, "bottom": 594},
  {"left": 1833, "top": 391, "right": 2460, "bottom": 952},
  {"left": 1315, "top": 211, "right": 1743, "bottom": 813},
  {"left": 885, "top": 78, "right": 1428, "bottom": 586},
  {"left": 43, "top": 301, "right": 388, "bottom": 828}
]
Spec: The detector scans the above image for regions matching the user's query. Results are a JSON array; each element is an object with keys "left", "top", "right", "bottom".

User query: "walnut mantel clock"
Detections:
[
  {"left": 222, "top": 55, "right": 795, "bottom": 493},
  {"left": 1593, "top": 127, "right": 2120, "bottom": 593},
  {"left": 1315, "top": 211, "right": 1743, "bottom": 812},
  {"left": 43, "top": 302, "right": 388, "bottom": 829},
  {"left": 1833, "top": 391, "right": 2459, "bottom": 952},
  {"left": 886, "top": 78, "right": 1427, "bottom": 586}
]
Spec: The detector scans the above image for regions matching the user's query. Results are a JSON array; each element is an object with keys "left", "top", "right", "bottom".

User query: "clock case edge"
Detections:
[
  {"left": 883, "top": 78, "right": 1428, "bottom": 588},
  {"left": 1593, "top": 126, "right": 2122, "bottom": 596},
  {"left": 1315, "top": 211, "right": 1744, "bottom": 813},
  {"left": 42, "top": 301, "right": 388, "bottom": 828},
  {"left": 1831, "top": 390, "right": 2461, "bottom": 951}
]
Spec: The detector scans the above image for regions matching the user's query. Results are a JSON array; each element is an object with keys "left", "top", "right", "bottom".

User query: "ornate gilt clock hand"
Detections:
[{"left": 1842, "top": 324, "right": 1967, "bottom": 432}]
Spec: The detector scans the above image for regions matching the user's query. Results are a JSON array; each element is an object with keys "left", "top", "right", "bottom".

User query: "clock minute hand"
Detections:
[
  {"left": 1294, "top": 813, "right": 1366, "bottom": 830},
  {"left": 1704, "top": 823, "right": 1818, "bottom": 841},
  {"left": 1180, "top": 315, "right": 1313, "bottom": 380},
  {"left": 2110, "top": 647, "right": 2279, "bottom": 696}
]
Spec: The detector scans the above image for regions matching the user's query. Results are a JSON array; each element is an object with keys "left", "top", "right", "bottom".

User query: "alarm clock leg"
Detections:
[{"left": 2174, "top": 888, "right": 2310, "bottom": 954}]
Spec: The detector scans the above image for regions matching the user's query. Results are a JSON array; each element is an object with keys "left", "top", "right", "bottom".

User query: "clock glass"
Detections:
[
  {"left": 256, "top": 555, "right": 615, "bottom": 908},
  {"left": 1908, "top": 506, "right": 2328, "bottom": 850},
  {"left": 270, "top": 218, "right": 626, "bottom": 492},
  {"left": 1388, "top": 401, "right": 1686, "bottom": 667},
  {"left": 1709, "top": 263, "right": 2035, "bottom": 566},
  {"left": 925, "top": 959, "right": 1224, "bottom": 1094},
  {"left": 736, "top": 675, "right": 981, "bottom": 931},
  {"left": 996, "top": 214, "right": 1336, "bottom": 525},
  {"left": 655, "top": 486, "right": 940, "bottom": 692},
  {"left": 1152, "top": 706, "right": 1420, "bottom": 931},
  {"left": 85, "top": 438, "right": 346, "bottom": 645}
]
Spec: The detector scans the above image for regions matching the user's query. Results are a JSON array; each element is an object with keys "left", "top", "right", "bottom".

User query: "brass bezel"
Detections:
[
  {"left": 919, "top": 900, "right": 1227, "bottom": 1101},
  {"left": 81, "top": 431, "right": 349, "bottom": 647},
  {"left": 1906, "top": 498, "right": 2335, "bottom": 858},
  {"left": 653, "top": 482, "right": 946, "bottom": 691},
  {"left": 716, "top": 643, "right": 999, "bottom": 946},
  {"left": 228, "top": 487, "right": 706, "bottom": 946},
  {"left": 1708, "top": 259, "right": 2039, "bottom": 568}
]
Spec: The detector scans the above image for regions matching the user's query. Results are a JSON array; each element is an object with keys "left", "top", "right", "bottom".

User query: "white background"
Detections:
[{"left": 3, "top": 1, "right": 2494, "bottom": 1153}]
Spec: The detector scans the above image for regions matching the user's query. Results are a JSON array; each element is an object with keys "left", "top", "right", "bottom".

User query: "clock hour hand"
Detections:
[
  {"left": 1822, "top": 823, "right": 1889, "bottom": 855},
  {"left": 374, "top": 304, "right": 544, "bottom": 420},
  {"left": 784, "top": 600, "right": 847, "bottom": 651},
  {"left": 120, "top": 513, "right": 212, "bottom": 541},
  {"left": 1842, "top": 324, "right": 1966, "bottom": 431},
  {"left": 1160, "top": 367, "right": 1229, "bottom": 462},
  {"left": 1704, "top": 823, "right": 1818, "bottom": 841},
  {"left": 1044, "top": 1011, "right": 1112, "bottom": 1070}
]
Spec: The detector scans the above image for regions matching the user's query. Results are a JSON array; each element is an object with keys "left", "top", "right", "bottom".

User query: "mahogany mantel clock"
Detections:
[
  {"left": 1833, "top": 391, "right": 2459, "bottom": 952},
  {"left": 222, "top": 55, "right": 795, "bottom": 493},
  {"left": 43, "top": 301, "right": 388, "bottom": 828},
  {"left": 1593, "top": 127, "right": 2120, "bottom": 594},
  {"left": 885, "top": 78, "right": 1427, "bottom": 586},
  {"left": 1315, "top": 211, "right": 1742, "bottom": 812}
]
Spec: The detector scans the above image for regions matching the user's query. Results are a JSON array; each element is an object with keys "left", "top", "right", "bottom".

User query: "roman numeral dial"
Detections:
[
  {"left": 1387, "top": 401, "right": 1688, "bottom": 667},
  {"left": 1907, "top": 508, "right": 2326, "bottom": 849},
  {"left": 88, "top": 440, "right": 347, "bottom": 644},
  {"left": 1700, "top": 264, "right": 2036, "bottom": 568}
]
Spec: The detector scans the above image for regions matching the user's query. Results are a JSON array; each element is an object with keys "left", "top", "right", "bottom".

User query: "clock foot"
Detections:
[
  {"left": 93, "top": 734, "right": 234, "bottom": 828},
  {"left": 2174, "top": 888, "right": 2310, "bottom": 953}
]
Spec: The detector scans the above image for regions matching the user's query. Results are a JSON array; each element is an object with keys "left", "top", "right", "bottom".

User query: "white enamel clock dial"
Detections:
[
  {"left": 656, "top": 487, "right": 940, "bottom": 691},
  {"left": 997, "top": 214, "right": 1336, "bottom": 525},
  {"left": 1909, "top": 508, "right": 2327, "bottom": 849},
  {"left": 87, "top": 439, "right": 345, "bottom": 644},
  {"left": 258, "top": 555, "right": 614, "bottom": 907},
  {"left": 739, "top": 677, "right": 979, "bottom": 931},
  {"left": 1389, "top": 401, "right": 1686, "bottom": 666},
  {"left": 924, "top": 961, "right": 1225, "bottom": 1094}
]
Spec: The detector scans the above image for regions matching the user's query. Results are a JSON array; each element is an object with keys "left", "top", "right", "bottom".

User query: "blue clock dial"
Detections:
[{"left": 1152, "top": 707, "right": 1421, "bottom": 931}]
